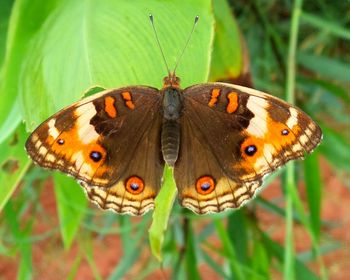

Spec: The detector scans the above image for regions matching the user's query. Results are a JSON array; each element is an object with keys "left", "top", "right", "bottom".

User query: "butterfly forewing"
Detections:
[
  {"left": 174, "top": 83, "right": 322, "bottom": 214},
  {"left": 26, "top": 86, "right": 164, "bottom": 215}
]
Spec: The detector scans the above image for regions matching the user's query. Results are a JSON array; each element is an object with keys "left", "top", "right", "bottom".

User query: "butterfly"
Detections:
[{"left": 25, "top": 16, "right": 322, "bottom": 216}]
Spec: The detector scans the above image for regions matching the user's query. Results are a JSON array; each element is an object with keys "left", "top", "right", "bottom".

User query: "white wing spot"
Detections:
[
  {"left": 246, "top": 96, "right": 268, "bottom": 137},
  {"left": 48, "top": 119, "right": 59, "bottom": 138},
  {"left": 76, "top": 103, "right": 99, "bottom": 144},
  {"left": 286, "top": 108, "right": 299, "bottom": 128}
]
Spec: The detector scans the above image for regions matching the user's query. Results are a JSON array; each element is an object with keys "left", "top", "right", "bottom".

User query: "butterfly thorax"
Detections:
[{"left": 161, "top": 74, "right": 183, "bottom": 167}]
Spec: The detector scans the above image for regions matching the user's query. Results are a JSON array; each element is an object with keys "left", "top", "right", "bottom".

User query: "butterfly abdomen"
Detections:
[
  {"left": 161, "top": 87, "right": 183, "bottom": 167},
  {"left": 161, "top": 120, "right": 180, "bottom": 167}
]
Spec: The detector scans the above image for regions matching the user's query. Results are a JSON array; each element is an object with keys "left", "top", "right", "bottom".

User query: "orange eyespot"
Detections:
[
  {"left": 125, "top": 176, "right": 145, "bottom": 195},
  {"left": 196, "top": 176, "right": 215, "bottom": 195},
  {"left": 240, "top": 136, "right": 264, "bottom": 159}
]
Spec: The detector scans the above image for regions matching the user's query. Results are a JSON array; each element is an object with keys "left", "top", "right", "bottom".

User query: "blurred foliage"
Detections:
[{"left": 0, "top": 0, "right": 349, "bottom": 279}]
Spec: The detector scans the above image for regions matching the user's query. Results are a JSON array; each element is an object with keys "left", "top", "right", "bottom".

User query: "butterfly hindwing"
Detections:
[
  {"left": 26, "top": 86, "right": 164, "bottom": 215},
  {"left": 174, "top": 83, "right": 322, "bottom": 214}
]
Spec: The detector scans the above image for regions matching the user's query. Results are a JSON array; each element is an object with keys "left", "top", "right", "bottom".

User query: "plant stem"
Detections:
[{"left": 283, "top": 0, "right": 303, "bottom": 279}]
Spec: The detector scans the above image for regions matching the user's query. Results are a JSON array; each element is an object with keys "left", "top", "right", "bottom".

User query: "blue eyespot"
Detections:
[
  {"left": 281, "top": 129, "right": 289, "bottom": 135},
  {"left": 245, "top": 145, "right": 257, "bottom": 156},
  {"left": 201, "top": 182, "right": 211, "bottom": 191},
  {"left": 130, "top": 183, "right": 139, "bottom": 191},
  {"left": 90, "top": 151, "right": 102, "bottom": 162}
]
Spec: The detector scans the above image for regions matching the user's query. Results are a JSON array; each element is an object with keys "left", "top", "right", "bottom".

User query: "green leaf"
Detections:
[
  {"left": 209, "top": 0, "right": 242, "bottom": 81},
  {"left": 214, "top": 219, "right": 244, "bottom": 280},
  {"left": 0, "top": 123, "right": 31, "bottom": 212},
  {"left": 304, "top": 151, "right": 322, "bottom": 240},
  {"left": 0, "top": 0, "right": 59, "bottom": 130},
  {"left": 54, "top": 173, "right": 88, "bottom": 249},
  {"left": 298, "top": 52, "right": 350, "bottom": 84},
  {"left": 20, "top": 0, "right": 214, "bottom": 130},
  {"left": 283, "top": 164, "right": 296, "bottom": 280},
  {"left": 3, "top": 201, "right": 33, "bottom": 280},
  {"left": 301, "top": 12, "right": 350, "bottom": 41},
  {"left": 108, "top": 218, "right": 149, "bottom": 280},
  {"left": 0, "top": 0, "right": 14, "bottom": 66},
  {"left": 319, "top": 125, "right": 350, "bottom": 170},
  {"left": 227, "top": 210, "right": 248, "bottom": 265},
  {"left": 251, "top": 241, "right": 270, "bottom": 280},
  {"left": 66, "top": 253, "right": 83, "bottom": 280},
  {"left": 149, "top": 166, "right": 177, "bottom": 262},
  {"left": 261, "top": 232, "right": 319, "bottom": 280},
  {"left": 185, "top": 221, "right": 201, "bottom": 280},
  {"left": 0, "top": 98, "right": 22, "bottom": 144},
  {"left": 201, "top": 249, "right": 230, "bottom": 279},
  {"left": 81, "top": 237, "right": 102, "bottom": 280}
]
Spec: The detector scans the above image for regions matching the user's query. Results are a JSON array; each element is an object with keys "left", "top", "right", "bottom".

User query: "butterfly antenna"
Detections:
[
  {"left": 173, "top": 15, "right": 199, "bottom": 74},
  {"left": 149, "top": 14, "right": 170, "bottom": 75}
]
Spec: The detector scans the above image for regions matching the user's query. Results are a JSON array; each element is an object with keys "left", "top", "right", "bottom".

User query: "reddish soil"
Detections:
[{"left": 0, "top": 158, "right": 349, "bottom": 279}]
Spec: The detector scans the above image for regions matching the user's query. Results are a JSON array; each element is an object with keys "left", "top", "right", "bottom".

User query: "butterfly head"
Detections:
[{"left": 163, "top": 72, "right": 181, "bottom": 88}]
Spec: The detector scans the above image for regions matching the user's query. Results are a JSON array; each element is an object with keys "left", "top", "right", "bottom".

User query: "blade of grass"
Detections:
[
  {"left": 284, "top": 168, "right": 295, "bottom": 280},
  {"left": 298, "top": 52, "right": 350, "bottom": 84},
  {"left": 227, "top": 210, "right": 248, "bottom": 265},
  {"left": 202, "top": 237, "right": 268, "bottom": 279},
  {"left": 108, "top": 218, "right": 149, "bottom": 280},
  {"left": 3, "top": 201, "right": 33, "bottom": 280},
  {"left": 66, "top": 252, "right": 83, "bottom": 280},
  {"left": 251, "top": 241, "right": 270, "bottom": 280},
  {"left": 283, "top": 0, "right": 303, "bottom": 278},
  {"left": 304, "top": 151, "right": 322, "bottom": 240},
  {"left": 200, "top": 249, "right": 230, "bottom": 279},
  {"left": 54, "top": 173, "right": 88, "bottom": 249},
  {"left": 319, "top": 125, "right": 350, "bottom": 171},
  {"left": 214, "top": 219, "right": 244, "bottom": 280},
  {"left": 184, "top": 220, "right": 201, "bottom": 280},
  {"left": 82, "top": 236, "right": 102, "bottom": 280},
  {"left": 261, "top": 232, "right": 319, "bottom": 280},
  {"left": 301, "top": 12, "right": 350, "bottom": 40},
  {"left": 119, "top": 216, "right": 133, "bottom": 253}
]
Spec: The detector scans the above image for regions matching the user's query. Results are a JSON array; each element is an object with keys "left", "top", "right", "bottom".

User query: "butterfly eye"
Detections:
[
  {"left": 196, "top": 176, "right": 215, "bottom": 195},
  {"left": 89, "top": 151, "right": 103, "bottom": 162},
  {"left": 244, "top": 145, "right": 257, "bottom": 156},
  {"left": 281, "top": 129, "right": 289, "bottom": 135},
  {"left": 57, "top": 139, "right": 64, "bottom": 145},
  {"left": 125, "top": 176, "right": 144, "bottom": 195}
]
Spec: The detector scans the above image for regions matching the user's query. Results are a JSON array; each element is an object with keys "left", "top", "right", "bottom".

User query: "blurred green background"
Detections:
[{"left": 0, "top": 0, "right": 349, "bottom": 279}]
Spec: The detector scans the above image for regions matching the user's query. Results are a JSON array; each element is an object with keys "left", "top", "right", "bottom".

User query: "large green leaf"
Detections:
[
  {"left": 0, "top": 0, "right": 59, "bottom": 139},
  {"left": 0, "top": 0, "right": 14, "bottom": 66},
  {"left": 20, "top": 0, "right": 214, "bottom": 129}
]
